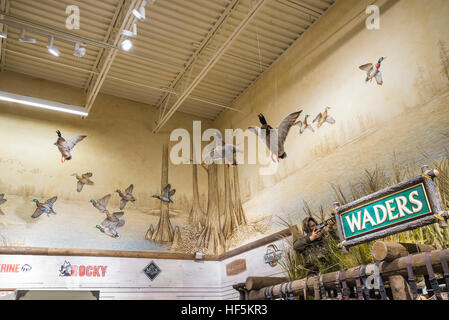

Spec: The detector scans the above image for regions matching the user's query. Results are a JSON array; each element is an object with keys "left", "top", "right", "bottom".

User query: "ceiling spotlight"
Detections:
[
  {"left": 18, "top": 28, "right": 36, "bottom": 44},
  {"left": 132, "top": 0, "right": 147, "bottom": 20},
  {"left": 47, "top": 36, "right": 60, "bottom": 57},
  {"left": 122, "top": 21, "right": 137, "bottom": 37},
  {"left": 73, "top": 42, "right": 86, "bottom": 58},
  {"left": 0, "top": 32, "right": 7, "bottom": 39},
  {"left": 121, "top": 38, "right": 133, "bottom": 51}
]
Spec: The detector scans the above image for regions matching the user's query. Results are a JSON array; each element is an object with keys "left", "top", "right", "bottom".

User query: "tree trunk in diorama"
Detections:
[
  {"left": 152, "top": 143, "right": 174, "bottom": 243},
  {"left": 233, "top": 166, "right": 247, "bottom": 226},
  {"left": 189, "top": 163, "right": 205, "bottom": 230},
  {"left": 223, "top": 165, "right": 239, "bottom": 238},
  {"left": 197, "top": 163, "right": 225, "bottom": 254}
]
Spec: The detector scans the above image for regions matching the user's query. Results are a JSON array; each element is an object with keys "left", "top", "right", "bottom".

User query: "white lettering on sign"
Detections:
[
  {"left": 386, "top": 199, "right": 399, "bottom": 221},
  {"left": 346, "top": 210, "right": 362, "bottom": 234},
  {"left": 373, "top": 204, "right": 388, "bottom": 224},
  {"left": 343, "top": 189, "right": 426, "bottom": 235},
  {"left": 409, "top": 191, "right": 423, "bottom": 213},
  {"left": 396, "top": 196, "right": 412, "bottom": 217},
  {"left": 362, "top": 208, "right": 378, "bottom": 230}
]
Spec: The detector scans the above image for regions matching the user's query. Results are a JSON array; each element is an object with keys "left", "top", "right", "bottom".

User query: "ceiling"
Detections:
[{"left": 0, "top": 0, "right": 335, "bottom": 129}]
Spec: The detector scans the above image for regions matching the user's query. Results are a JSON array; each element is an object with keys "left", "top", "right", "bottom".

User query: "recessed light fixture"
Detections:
[
  {"left": 0, "top": 91, "right": 88, "bottom": 116},
  {"left": 18, "top": 28, "right": 36, "bottom": 43},
  {"left": 0, "top": 32, "right": 7, "bottom": 39},
  {"left": 121, "top": 38, "right": 133, "bottom": 51},
  {"left": 47, "top": 36, "right": 60, "bottom": 57},
  {"left": 73, "top": 42, "right": 86, "bottom": 58}
]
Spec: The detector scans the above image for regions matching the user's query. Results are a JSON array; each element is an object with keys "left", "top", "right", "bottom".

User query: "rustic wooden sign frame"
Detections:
[{"left": 333, "top": 166, "right": 449, "bottom": 252}]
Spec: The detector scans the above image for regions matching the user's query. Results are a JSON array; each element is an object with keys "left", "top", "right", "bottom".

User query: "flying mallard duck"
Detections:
[
  {"left": 71, "top": 172, "right": 94, "bottom": 192},
  {"left": 248, "top": 111, "right": 302, "bottom": 162},
  {"left": 115, "top": 184, "right": 136, "bottom": 210},
  {"left": 31, "top": 196, "right": 57, "bottom": 218},
  {"left": 54, "top": 130, "right": 87, "bottom": 163},
  {"left": 295, "top": 114, "right": 315, "bottom": 134},
  {"left": 96, "top": 222, "right": 124, "bottom": 238},
  {"left": 90, "top": 194, "right": 122, "bottom": 222},
  {"left": 313, "top": 107, "right": 336, "bottom": 129},
  {"left": 152, "top": 184, "right": 176, "bottom": 204},
  {"left": 204, "top": 132, "right": 242, "bottom": 167},
  {"left": 0, "top": 194, "right": 6, "bottom": 215},
  {"left": 359, "top": 57, "right": 386, "bottom": 85},
  {"left": 96, "top": 210, "right": 125, "bottom": 238}
]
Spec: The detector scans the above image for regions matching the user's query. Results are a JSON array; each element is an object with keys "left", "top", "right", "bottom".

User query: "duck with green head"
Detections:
[
  {"left": 115, "top": 184, "right": 136, "bottom": 210},
  {"left": 90, "top": 194, "right": 125, "bottom": 238},
  {"left": 153, "top": 184, "right": 176, "bottom": 204},
  {"left": 359, "top": 57, "right": 386, "bottom": 85},
  {"left": 295, "top": 114, "right": 315, "bottom": 134},
  {"left": 31, "top": 196, "right": 57, "bottom": 218}
]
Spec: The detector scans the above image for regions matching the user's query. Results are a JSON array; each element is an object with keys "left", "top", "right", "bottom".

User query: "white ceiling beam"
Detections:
[
  {"left": 85, "top": 0, "right": 144, "bottom": 114},
  {"left": 83, "top": 0, "right": 125, "bottom": 91},
  {"left": 153, "top": 0, "right": 268, "bottom": 133},
  {"left": 155, "top": 0, "right": 241, "bottom": 110},
  {"left": 0, "top": 0, "right": 10, "bottom": 72}
]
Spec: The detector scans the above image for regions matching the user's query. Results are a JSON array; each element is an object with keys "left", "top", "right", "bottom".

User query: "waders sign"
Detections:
[{"left": 333, "top": 166, "right": 449, "bottom": 252}]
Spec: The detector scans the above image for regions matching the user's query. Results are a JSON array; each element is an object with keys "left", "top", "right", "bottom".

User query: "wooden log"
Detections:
[
  {"left": 388, "top": 275, "right": 412, "bottom": 300},
  {"left": 372, "top": 241, "right": 436, "bottom": 261},
  {"left": 248, "top": 276, "right": 314, "bottom": 300},
  {"left": 245, "top": 277, "right": 287, "bottom": 291},
  {"left": 339, "top": 212, "right": 449, "bottom": 249},
  {"left": 247, "top": 248, "right": 449, "bottom": 300},
  {"left": 0, "top": 246, "right": 220, "bottom": 261},
  {"left": 372, "top": 241, "right": 409, "bottom": 261},
  {"left": 421, "top": 165, "right": 449, "bottom": 228},
  {"left": 219, "top": 228, "right": 291, "bottom": 261},
  {"left": 232, "top": 283, "right": 247, "bottom": 300}
]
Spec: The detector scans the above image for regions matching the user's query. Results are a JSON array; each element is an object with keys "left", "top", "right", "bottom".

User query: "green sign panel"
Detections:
[{"left": 339, "top": 184, "right": 431, "bottom": 239}]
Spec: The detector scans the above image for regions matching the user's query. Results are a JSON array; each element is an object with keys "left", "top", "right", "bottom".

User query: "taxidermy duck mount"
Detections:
[
  {"left": 71, "top": 172, "right": 94, "bottom": 192},
  {"left": 54, "top": 130, "right": 86, "bottom": 163},
  {"left": 116, "top": 184, "right": 136, "bottom": 210},
  {"left": 152, "top": 184, "right": 176, "bottom": 203},
  {"left": 359, "top": 57, "right": 386, "bottom": 85},
  {"left": 248, "top": 111, "right": 302, "bottom": 162},
  {"left": 31, "top": 197, "right": 57, "bottom": 218}
]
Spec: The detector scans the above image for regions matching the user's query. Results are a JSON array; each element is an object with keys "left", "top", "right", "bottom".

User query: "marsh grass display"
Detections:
[{"left": 278, "top": 152, "right": 449, "bottom": 281}]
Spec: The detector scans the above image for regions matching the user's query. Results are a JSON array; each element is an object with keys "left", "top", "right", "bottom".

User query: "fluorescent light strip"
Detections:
[{"left": 0, "top": 91, "right": 88, "bottom": 116}]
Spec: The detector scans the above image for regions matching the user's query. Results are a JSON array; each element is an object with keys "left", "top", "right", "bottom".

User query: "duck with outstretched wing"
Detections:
[
  {"left": 152, "top": 184, "right": 176, "bottom": 204},
  {"left": 54, "top": 130, "right": 86, "bottom": 163},
  {"left": 31, "top": 196, "right": 57, "bottom": 218},
  {"left": 248, "top": 111, "right": 302, "bottom": 162}
]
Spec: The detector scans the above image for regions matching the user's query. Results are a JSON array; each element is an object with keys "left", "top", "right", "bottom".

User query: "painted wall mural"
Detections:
[{"left": 0, "top": 0, "right": 448, "bottom": 256}]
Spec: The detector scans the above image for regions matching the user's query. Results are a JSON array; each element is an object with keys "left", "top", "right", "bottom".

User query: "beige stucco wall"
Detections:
[
  {"left": 0, "top": 71, "right": 212, "bottom": 250},
  {"left": 213, "top": 0, "right": 449, "bottom": 239}
]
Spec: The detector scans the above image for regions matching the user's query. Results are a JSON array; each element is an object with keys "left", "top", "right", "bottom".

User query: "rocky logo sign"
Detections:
[
  {"left": 334, "top": 166, "right": 449, "bottom": 251},
  {"left": 58, "top": 260, "right": 107, "bottom": 277},
  {"left": 226, "top": 258, "right": 247, "bottom": 276}
]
